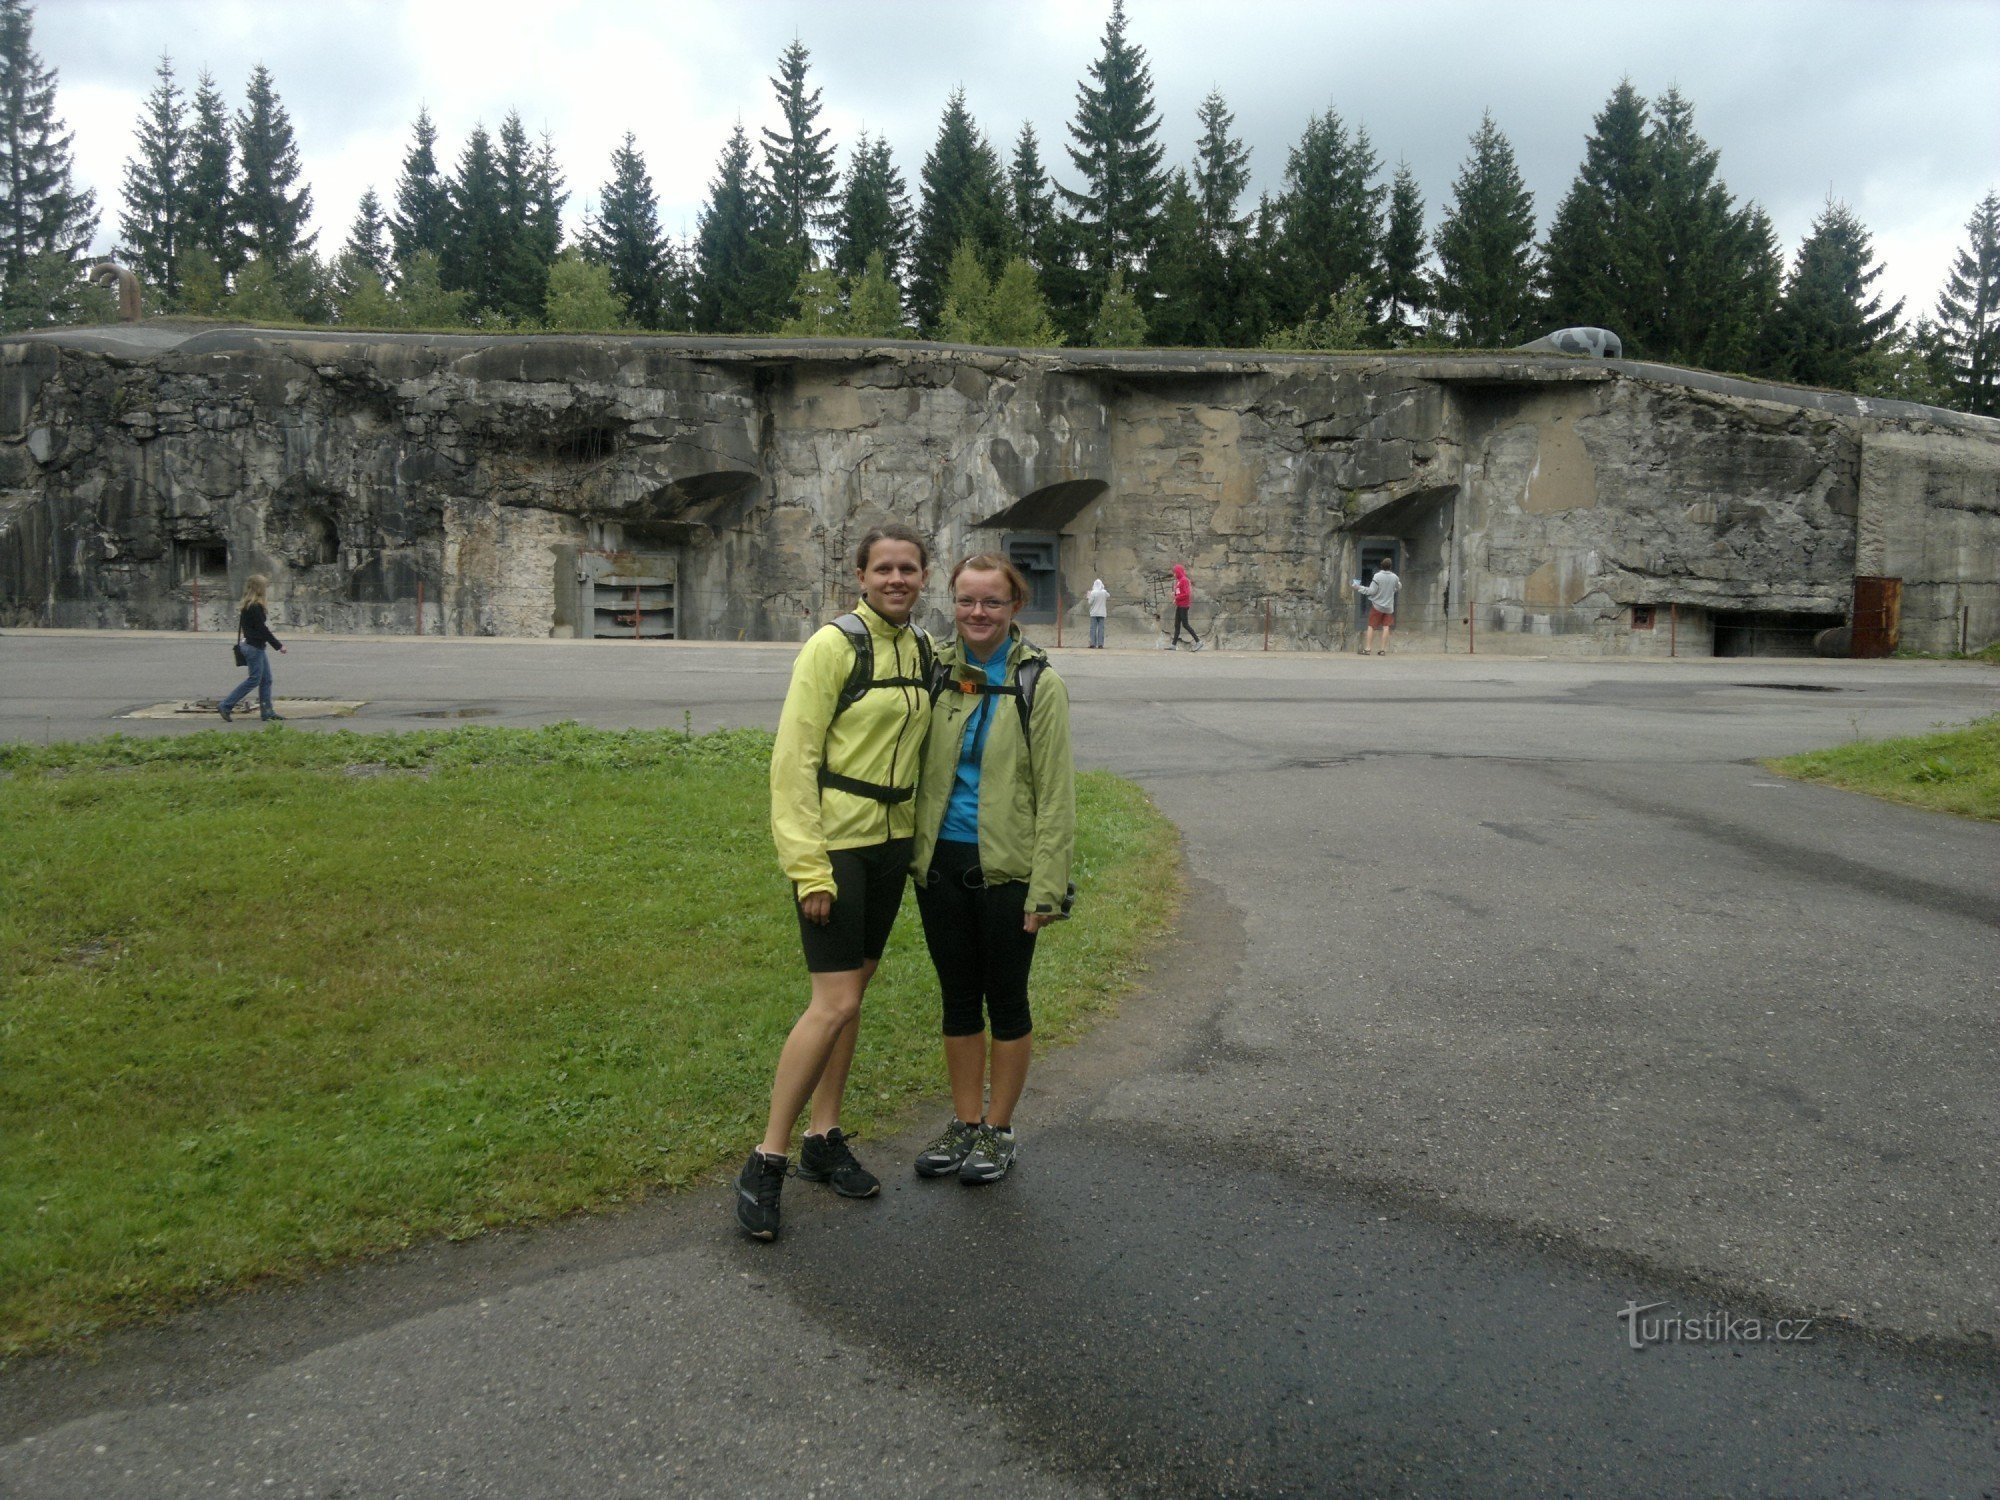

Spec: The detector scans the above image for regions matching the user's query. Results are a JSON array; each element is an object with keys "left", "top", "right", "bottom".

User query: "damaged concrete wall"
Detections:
[{"left": 1, "top": 325, "right": 1995, "bottom": 656}]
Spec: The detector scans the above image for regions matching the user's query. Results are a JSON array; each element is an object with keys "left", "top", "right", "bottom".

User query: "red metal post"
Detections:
[
  {"left": 1264, "top": 598, "right": 1271, "bottom": 651},
  {"left": 633, "top": 585, "right": 643, "bottom": 640},
  {"left": 1468, "top": 587, "right": 1476, "bottom": 655},
  {"left": 1670, "top": 602, "right": 1678, "bottom": 658},
  {"left": 191, "top": 574, "right": 200, "bottom": 632}
]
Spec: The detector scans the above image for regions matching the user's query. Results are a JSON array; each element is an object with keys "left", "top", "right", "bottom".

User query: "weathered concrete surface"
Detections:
[{"left": 2, "top": 324, "right": 1996, "bottom": 654}]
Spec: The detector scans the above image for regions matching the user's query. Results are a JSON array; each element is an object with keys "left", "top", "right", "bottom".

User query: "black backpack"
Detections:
[
  {"left": 934, "top": 641, "right": 1048, "bottom": 750},
  {"left": 816, "top": 612, "right": 936, "bottom": 806}
]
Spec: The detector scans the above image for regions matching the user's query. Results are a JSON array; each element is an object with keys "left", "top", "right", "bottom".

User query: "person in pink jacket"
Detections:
[{"left": 1169, "top": 563, "right": 1204, "bottom": 651}]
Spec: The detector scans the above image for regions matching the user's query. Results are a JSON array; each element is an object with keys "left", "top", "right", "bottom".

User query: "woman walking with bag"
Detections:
[
  {"left": 218, "top": 574, "right": 286, "bottom": 723},
  {"left": 909, "top": 553, "right": 1075, "bottom": 1185},
  {"left": 736, "top": 524, "right": 936, "bottom": 1241}
]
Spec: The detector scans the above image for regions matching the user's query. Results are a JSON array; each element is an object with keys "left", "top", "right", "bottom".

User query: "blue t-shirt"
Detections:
[{"left": 938, "top": 638, "right": 1013, "bottom": 845}]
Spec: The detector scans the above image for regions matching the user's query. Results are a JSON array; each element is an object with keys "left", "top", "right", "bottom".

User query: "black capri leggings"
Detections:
[
  {"left": 1172, "top": 605, "right": 1199, "bottom": 643},
  {"left": 914, "top": 839, "right": 1038, "bottom": 1042}
]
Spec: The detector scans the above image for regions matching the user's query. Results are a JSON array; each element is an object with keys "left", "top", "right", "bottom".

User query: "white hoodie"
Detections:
[{"left": 1087, "top": 579, "right": 1110, "bottom": 617}]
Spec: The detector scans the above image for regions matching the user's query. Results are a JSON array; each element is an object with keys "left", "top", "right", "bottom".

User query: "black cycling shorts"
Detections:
[
  {"left": 914, "top": 838, "right": 1038, "bottom": 1041},
  {"left": 796, "top": 838, "right": 913, "bottom": 973}
]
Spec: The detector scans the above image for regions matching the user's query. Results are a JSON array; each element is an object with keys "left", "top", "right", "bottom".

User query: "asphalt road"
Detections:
[{"left": 3, "top": 631, "right": 1997, "bottom": 1497}]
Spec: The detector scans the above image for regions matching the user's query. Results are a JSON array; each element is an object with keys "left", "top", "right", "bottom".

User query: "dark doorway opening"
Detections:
[
  {"left": 1711, "top": 610, "right": 1845, "bottom": 658},
  {"left": 1353, "top": 539, "right": 1402, "bottom": 634},
  {"left": 1003, "top": 533, "right": 1060, "bottom": 624}
]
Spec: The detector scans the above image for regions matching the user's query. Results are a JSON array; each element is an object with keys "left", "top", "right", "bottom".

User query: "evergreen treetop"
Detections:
[
  {"left": 1192, "top": 90, "right": 1251, "bottom": 245},
  {"left": 389, "top": 107, "right": 451, "bottom": 268},
  {"left": 230, "top": 64, "right": 314, "bottom": 267},
  {"left": 440, "top": 122, "right": 506, "bottom": 317},
  {"left": 181, "top": 69, "right": 235, "bottom": 272},
  {"left": 341, "top": 187, "right": 390, "bottom": 280},
  {"left": 1773, "top": 196, "right": 1903, "bottom": 391},
  {"left": 117, "top": 53, "right": 186, "bottom": 298},
  {"left": 584, "top": 132, "right": 671, "bottom": 328},
  {"left": 908, "top": 89, "right": 1012, "bottom": 332},
  {"left": 761, "top": 39, "right": 838, "bottom": 261},
  {"left": 1539, "top": 80, "right": 1654, "bottom": 337},
  {"left": 1271, "top": 108, "right": 1384, "bottom": 331},
  {"left": 693, "top": 122, "right": 776, "bottom": 333},
  {"left": 832, "top": 132, "right": 912, "bottom": 284},
  {"left": 0, "top": 0, "right": 99, "bottom": 282},
  {"left": 1378, "top": 162, "right": 1428, "bottom": 341},
  {"left": 1935, "top": 189, "right": 2000, "bottom": 415},
  {"left": 1058, "top": 0, "right": 1167, "bottom": 283},
  {"left": 1431, "top": 111, "right": 1540, "bottom": 347}
]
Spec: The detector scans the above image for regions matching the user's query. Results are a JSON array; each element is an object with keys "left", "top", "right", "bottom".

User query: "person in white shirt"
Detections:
[
  {"left": 1086, "top": 578, "right": 1109, "bottom": 648},
  {"left": 1358, "top": 563, "right": 1400, "bottom": 655}
]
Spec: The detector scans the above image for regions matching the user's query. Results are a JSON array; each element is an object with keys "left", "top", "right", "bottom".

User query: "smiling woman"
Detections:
[{"left": 738, "top": 522, "right": 937, "bottom": 1241}]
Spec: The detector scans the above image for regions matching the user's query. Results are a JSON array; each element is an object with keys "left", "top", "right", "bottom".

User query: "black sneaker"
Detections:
[
  {"left": 958, "top": 1124, "right": 1018, "bottom": 1185},
  {"left": 734, "top": 1150, "right": 786, "bottom": 1240},
  {"left": 914, "top": 1118, "right": 980, "bottom": 1178},
  {"left": 796, "top": 1128, "right": 880, "bottom": 1198}
]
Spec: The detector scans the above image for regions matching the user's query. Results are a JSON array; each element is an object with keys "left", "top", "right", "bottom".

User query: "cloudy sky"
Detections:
[{"left": 34, "top": 0, "right": 2000, "bottom": 321}]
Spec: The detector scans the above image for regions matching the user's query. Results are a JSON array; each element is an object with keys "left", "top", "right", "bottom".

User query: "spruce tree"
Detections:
[
  {"left": 1270, "top": 109, "right": 1383, "bottom": 331},
  {"left": 0, "top": 0, "right": 98, "bottom": 295},
  {"left": 1058, "top": 0, "right": 1166, "bottom": 291},
  {"left": 692, "top": 122, "right": 775, "bottom": 333},
  {"left": 1011, "top": 121, "right": 1086, "bottom": 344},
  {"left": 490, "top": 111, "right": 553, "bottom": 322},
  {"left": 831, "top": 132, "right": 912, "bottom": 284},
  {"left": 389, "top": 107, "right": 450, "bottom": 270},
  {"left": 937, "top": 238, "right": 992, "bottom": 343},
  {"left": 908, "top": 90, "right": 1011, "bottom": 333},
  {"left": 583, "top": 132, "right": 670, "bottom": 328},
  {"left": 441, "top": 123, "right": 506, "bottom": 317},
  {"left": 761, "top": 39, "right": 837, "bottom": 265},
  {"left": 341, "top": 187, "right": 390, "bottom": 279},
  {"left": 1771, "top": 197, "right": 1903, "bottom": 391},
  {"left": 846, "top": 249, "right": 905, "bottom": 337},
  {"left": 779, "top": 266, "right": 847, "bottom": 335},
  {"left": 1934, "top": 190, "right": 2000, "bottom": 416},
  {"left": 181, "top": 69, "right": 234, "bottom": 276},
  {"left": 391, "top": 249, "right": 470, "bottom": 327},
  {"left": 1539, "top": 81, "right": 1654, "bottom": 339},
  {"left": 1142, "top": 169, "right": 1208, "bottom": 346},
  {"left": 988, "top": 256, "right": 1060, "bottom": 346},
  {"left": 229, "top": 65, "right": 314, "bottom": 271},
  {"left": 1638, "top": 88, "right": 1779, "bottom": 371},
  {"left": 1432, "top": 112, "right": 1539, "bottom": 347},
  {"left": 1087, "top": 266, "right": 1147, "bottom": 346},
  {"left": 1190, "top": 90, "right": 1251, "bottom": 346},
  {"left": 1378, "top": 162, "right": 1428, "bottom": 342},
  {"left": 117, "top": 54, "right": 186, "bottom": 299}
]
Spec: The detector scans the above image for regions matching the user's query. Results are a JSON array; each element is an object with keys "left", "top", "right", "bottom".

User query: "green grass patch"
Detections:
[
  {"left": 0, "top": 724, "right": 1180, "bottom": 1355},
  {"left": 1766, "top": 713, "right": 2000, "bottom": 821}
]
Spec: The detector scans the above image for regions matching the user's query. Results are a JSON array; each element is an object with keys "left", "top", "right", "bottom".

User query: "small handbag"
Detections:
[{"left": 232, "top": 625, "right": 246, "bottom": 667}]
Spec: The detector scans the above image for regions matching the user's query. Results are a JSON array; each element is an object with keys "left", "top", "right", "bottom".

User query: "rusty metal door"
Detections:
[{"left": 1850, "top": 576, "right": 1901, "bottom": 657}]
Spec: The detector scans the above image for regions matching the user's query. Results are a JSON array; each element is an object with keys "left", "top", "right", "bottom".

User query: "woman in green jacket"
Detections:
[
  {"left": 736, "top": 524, "right": 934, "bottom": 1241},
  {"left": 909, "top": 553, "right": 1076, "bottom": 1185}
]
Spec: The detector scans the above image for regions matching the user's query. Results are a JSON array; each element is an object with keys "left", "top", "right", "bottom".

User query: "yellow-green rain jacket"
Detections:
[
  {"left": 770, "top": 600, "right": 935, "bottom": 899},
  {"left": 911, "top": 628, "right": 1076, "bottom": 917}
]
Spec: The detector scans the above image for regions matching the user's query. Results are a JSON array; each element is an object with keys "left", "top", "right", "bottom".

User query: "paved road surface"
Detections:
[{"left": 3, "top": 632, "right": 1997, "bottom": 1495}]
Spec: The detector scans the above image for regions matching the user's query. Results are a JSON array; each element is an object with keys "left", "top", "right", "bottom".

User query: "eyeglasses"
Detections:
[{"left": 953, "top": 597, "right": 1013, "bottom": 613}]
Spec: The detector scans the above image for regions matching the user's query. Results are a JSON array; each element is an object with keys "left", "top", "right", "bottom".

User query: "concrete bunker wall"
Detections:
[{"left": 1, "top": 329, "right": 1995, "bottom": 656}]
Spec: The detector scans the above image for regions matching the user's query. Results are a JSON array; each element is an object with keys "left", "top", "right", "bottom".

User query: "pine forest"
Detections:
[{"left": 0, "top": 0, "right": 1993, "bottom": 415}]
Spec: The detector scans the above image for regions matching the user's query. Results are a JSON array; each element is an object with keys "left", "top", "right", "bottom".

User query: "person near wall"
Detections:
[
  {"left": 908, "top": 554, "right": 1075, "bottom": 1185},
  {"left": 1357, "top": 561, "right": 1401, "bottom": 655},
  {"left": 217, "top": 573, "right": 287, "bottom": 722},
  {"left": 1086, "top": 577, "right": 1110, "bottom": 648},
  {"left": 1169, "top": 563, "right": 1204, "bottom": 651},
  {"left": 736, "top": 524, "right": 936, "bottom": 1242}
]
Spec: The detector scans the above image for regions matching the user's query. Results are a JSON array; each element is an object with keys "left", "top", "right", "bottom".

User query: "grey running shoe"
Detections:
[
  {"left": 1190, "top": 639, "right": 1206, "bottom": 652},
  {"left": 796, "top": 1128, "right": 880, "bottom": 1198},
  {"left": 914, "top": 1118, "right": 980, "bottom": 1178},
  {"left": 958, "top": 1124, "right": 1018, "bottom": 1185},
  {"left": 735, "top": 1150, "right": 786, "bottom": 1240}
]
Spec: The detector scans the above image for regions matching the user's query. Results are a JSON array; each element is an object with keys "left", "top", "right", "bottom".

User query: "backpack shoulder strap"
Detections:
[
  {"left": 1014, "top": 649, "right": 1047, "bottom": 747},
  {"left": 830, "top": 612, "right": 872, "bottom": 718}
]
